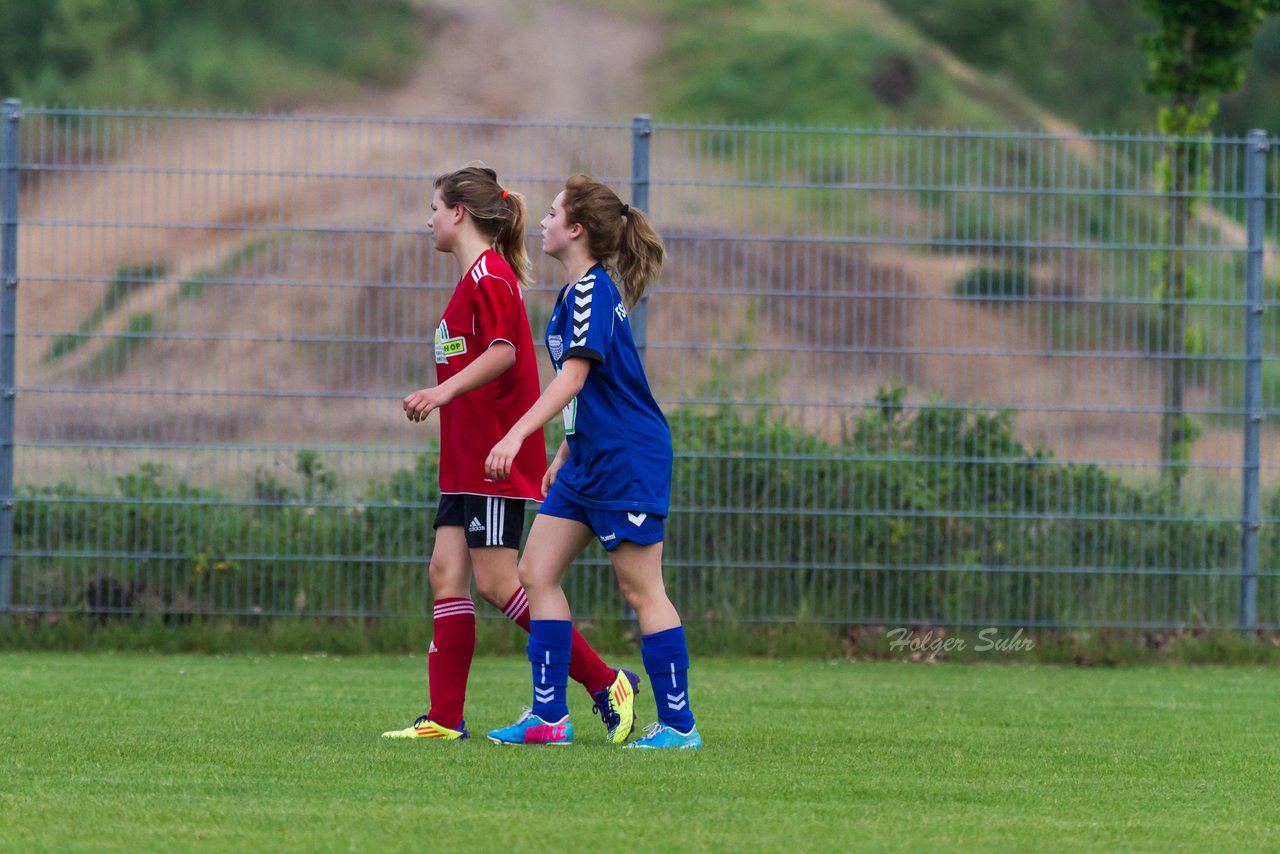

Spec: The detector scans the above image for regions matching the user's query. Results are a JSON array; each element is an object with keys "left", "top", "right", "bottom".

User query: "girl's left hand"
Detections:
[{"left": 485, "top": 435, "right": 522, "bottom": 481}]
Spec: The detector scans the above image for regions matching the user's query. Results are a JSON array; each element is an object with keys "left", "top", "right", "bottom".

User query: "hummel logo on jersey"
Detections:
[
  {"left": 600, "top": 532, "right": 616, "bottom": 542},
  {"left": 627, "top": 512, "right": 647, "bottom": 526},
  {"left": 468, "top": 517, "right": 485, "bottom": 533},
  {"left": 571, "top": 277, "right": 594, "bottom": 349}
]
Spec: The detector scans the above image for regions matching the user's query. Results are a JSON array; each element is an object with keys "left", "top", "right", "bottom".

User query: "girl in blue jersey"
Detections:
[{"left": 484, "top": 174, "right": 701, "bottom": 749}]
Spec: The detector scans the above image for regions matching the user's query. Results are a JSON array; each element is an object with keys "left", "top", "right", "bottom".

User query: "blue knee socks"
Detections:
[
  {"left": 528, "top": 619, "right": 572, "bottom": 722},
  {"left": 641, "top": 625, "right": 696, "bottom": 732}
]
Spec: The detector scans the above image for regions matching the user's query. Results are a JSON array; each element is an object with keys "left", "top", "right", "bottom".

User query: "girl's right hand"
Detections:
[
  {"left": 403, "top": 385, "right": 452, "bottom": 422},
  {"left": 541, "top": 458, "right": 565, "bottom": 498}
]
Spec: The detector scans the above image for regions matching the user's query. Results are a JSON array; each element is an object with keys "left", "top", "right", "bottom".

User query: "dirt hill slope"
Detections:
[{"left": 13, "top": 0, "right": 1271, "bottom": 489}]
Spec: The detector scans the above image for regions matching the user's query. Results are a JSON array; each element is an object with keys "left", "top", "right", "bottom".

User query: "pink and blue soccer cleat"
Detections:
[
  {"left": 486, "top": 708, "right": 574, "bottom": 745},
  {"left": 623, "top": 722, "right": 702, "bottom": 750}
]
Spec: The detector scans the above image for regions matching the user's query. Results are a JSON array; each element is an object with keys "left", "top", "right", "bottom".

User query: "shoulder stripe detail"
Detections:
[
  {"left": 571, "top": 277, "right": 594, "bottom": 348},
  {"left": 471, "top": 254, "right": 492, "bottom": 284}
]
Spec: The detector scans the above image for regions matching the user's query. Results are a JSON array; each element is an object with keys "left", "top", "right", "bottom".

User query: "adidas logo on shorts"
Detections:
[{"left": 468, "top": 517, "right": 485, "bottom": 533}]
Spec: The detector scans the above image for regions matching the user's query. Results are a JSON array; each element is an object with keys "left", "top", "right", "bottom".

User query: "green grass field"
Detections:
[{"left": 2, "top": 653, "right": 1277, "bottom": 852}]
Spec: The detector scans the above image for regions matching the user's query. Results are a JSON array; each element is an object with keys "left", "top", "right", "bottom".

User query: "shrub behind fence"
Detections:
[{"left": 1, "top": 105, "right": 1277, "bottom": 629}]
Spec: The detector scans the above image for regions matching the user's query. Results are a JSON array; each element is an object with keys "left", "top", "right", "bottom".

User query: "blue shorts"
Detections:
[{"left": 537, "top": 486, "right": 665, "bottom": 552}]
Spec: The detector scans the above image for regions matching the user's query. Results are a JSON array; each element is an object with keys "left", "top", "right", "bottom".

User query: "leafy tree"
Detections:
[{"left": 1140, "top": 0, "right": 1280, "bottom": 502}]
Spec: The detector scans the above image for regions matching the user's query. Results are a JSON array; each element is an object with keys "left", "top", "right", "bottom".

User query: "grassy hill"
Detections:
[
  {"left": 10, "top": 0, "right": 1278, "bottom": 500},
  {"left": 0, "top": 0, "right": 423, "bottom": 109},
  {"left": 642, "top": 0, "right": 1280, "bottom": 135},
  {"left": 648, "top": 0, "right": 1050, "bottom": 129},
  {"left": 627, "top": 0, "right": 1280, "bottom": 436}
]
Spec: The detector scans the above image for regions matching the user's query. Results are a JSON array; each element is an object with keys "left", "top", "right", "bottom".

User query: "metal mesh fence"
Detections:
[{"left": 1, "top": 104, "right": 1276, "bottom": 628}]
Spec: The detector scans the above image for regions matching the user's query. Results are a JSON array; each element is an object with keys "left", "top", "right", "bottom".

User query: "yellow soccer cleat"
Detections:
[
  {"left": 381, "top": 714, "right": 470, "bottom": 740},
  {"left": 591, "top": 668, "right": 640, "bottom": 744}
]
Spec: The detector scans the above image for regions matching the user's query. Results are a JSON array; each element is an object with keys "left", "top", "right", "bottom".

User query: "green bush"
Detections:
[
  {"left": 953, "top": 266, "right": 1037, "bottom": 301},
  {"left": 11, "top": 397, "right": 1269, "bottom": 629},
  {"left": 664, "top": 397, "right": 1250, "bottom": 626}
]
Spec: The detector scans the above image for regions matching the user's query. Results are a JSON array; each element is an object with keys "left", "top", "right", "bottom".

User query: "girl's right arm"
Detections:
[{"left": 485, "top": 358, "right": 591, "bottom": 481}]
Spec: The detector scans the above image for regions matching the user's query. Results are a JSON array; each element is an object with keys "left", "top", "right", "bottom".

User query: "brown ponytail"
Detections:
[
  {"left": 559, "top": 173, "right": 664, "bottom": 308},
  {"left": 434, "top": 164, "right": 530, "bottom": 286}
]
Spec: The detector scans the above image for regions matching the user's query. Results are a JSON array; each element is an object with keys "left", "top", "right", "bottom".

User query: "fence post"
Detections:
[
  {"left": 0, "top": 99, "right": 21, "bottom": 617},
  {"left": 630, "top": 114, "right": 652, "bottom": 364},
  {"left": 1241, "top": 129, "right": 1267, "bottom": 633}
]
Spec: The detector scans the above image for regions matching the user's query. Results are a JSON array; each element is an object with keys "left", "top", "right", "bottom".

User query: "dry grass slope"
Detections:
[{"left": 13, "top": 0, "right": 1276, "bottom": 485}]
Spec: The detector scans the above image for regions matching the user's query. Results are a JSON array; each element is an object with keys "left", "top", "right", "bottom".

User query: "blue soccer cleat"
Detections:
[
  {"left": 623, "top": 722, "right": 702, "bottom": 750},
  {"left": 486, "top": 708, "right": 574, "bottom": 745},
  {"left": 592, "top": 668, "right": 641, "bottom": 744}
]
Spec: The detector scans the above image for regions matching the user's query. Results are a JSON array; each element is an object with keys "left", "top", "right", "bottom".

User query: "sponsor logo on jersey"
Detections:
[
  {"left": 435, "top": 320, "right": 467, "bottom": 364},
  {"left": 555, "top": 364, "right": 578, "bottom": 435},
  {"left": 615, "top": 302, "right": 628, "bottom": 321}
]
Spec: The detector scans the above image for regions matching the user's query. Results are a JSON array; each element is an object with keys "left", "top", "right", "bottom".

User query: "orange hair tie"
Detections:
[{"left": 501, "top": 188, "right": 509, "bottom": 200}]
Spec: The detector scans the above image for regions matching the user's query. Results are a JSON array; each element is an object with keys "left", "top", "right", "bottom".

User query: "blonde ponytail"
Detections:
[
  {"left": 435, "top": 164, "right": 530, "bottom": 286},
  {"left": 559, "top": 173, "right": 665, "bottom": 307}
]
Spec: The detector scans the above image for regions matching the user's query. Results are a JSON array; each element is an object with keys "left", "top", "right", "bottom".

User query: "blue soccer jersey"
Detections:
[{"left": 545, "top": 265, "right": 672, "bottom": 516}]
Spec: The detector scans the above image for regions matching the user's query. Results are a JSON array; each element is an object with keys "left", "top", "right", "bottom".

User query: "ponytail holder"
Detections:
[
  {"left": 501, "top": 188, "right": 509, "bottom": 200},
  {"left": 620, "top": 203, "right": 630, "bottom": 217}
]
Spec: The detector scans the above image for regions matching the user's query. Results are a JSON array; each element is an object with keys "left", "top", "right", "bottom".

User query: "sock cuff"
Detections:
[
  {"left": 433, "top": 597, "right": 476, "bottom": 620},
  {"left": 502, "top": 588, "right": 530, "bottom": 622},
  {"left": 528, "top": 619, "right": 573, "bottom": 665},
  {"left": 641, "top": 625, "right": 691, "bottom": 672}
]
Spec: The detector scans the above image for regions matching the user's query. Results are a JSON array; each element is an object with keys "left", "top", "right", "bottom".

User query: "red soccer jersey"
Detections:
[{"left": 434, "top": 249, "right": 546, "bottom": 500}]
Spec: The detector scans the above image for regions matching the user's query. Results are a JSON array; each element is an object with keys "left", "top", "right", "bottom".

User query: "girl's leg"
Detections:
[
  {"left": 609, "top": 542, "right": 698, "bottom": 736},
  {"left": 472, "top": 546, "right": 619, "bottom": 696},
  {"left": 516, "top": 515, "right": 593, "bottom": 725},
  {"left": 517, "top": 514, "right": 594, "bottom": 618},
  {"left": 608, "top": 541, "right": 678, "bottom": 635},
  {"left": 424, "top": 526, "right": 475, "bottom": 730}
]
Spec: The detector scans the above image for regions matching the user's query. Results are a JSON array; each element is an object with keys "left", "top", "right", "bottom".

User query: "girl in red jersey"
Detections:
[{"left": 381, "top": 165, "right": 638, "bottom": 742}]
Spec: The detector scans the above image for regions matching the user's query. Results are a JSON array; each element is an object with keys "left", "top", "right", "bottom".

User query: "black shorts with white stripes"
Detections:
[{"left": 434, "top": 493, "right": 527, "bottom": 549}]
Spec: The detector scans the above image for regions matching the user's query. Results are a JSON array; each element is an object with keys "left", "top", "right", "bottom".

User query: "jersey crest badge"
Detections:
[
  {"left": 435, "top": 320, "right": 467, "bottom": 364},
  {"left": 548, "top": 334, "right": 564, "bottom": 361}
]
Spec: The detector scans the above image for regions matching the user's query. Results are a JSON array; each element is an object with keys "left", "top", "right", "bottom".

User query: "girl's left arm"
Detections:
[{"left": 485, "top": 358, "right": 592, "bottom": 481}]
